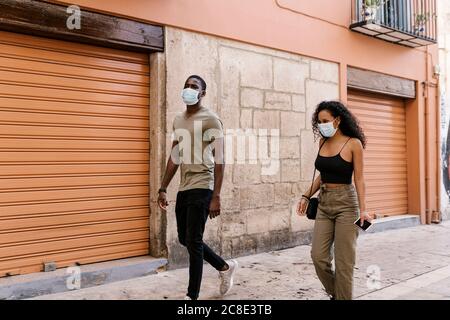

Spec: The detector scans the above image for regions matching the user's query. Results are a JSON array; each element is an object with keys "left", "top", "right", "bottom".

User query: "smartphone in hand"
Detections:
[{"left": 354, "top": 217, "right": 372, "bottom": 231}]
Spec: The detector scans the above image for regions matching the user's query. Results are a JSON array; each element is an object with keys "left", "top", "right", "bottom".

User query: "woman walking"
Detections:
[{"left": 297, "top": 100, "right": 372, "bottom": 300}]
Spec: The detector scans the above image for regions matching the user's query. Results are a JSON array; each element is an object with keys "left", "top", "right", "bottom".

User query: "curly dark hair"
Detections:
[{"left": 312, "top": 100, "right": 367, "bottom": 149}]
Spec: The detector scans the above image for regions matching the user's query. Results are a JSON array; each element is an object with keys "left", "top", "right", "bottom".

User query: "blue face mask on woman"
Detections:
[
  {"left": 318, "top": 118, "right": 338, "bottom": 138},
  {"left": 181, "top": 88, "right": 200, "bottom": 106}
]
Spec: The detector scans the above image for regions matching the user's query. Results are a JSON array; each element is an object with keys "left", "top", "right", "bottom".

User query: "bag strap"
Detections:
[{"left": 308, "top": 138, "right": 327, "bottom": 198}]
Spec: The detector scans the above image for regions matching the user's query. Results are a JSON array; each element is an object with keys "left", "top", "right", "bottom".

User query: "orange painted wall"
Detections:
[
  {"left": 48, "top": 0, "right": 440, "bottom": 221},
  {"left": 49, "top": 0, "right": 437, "bottom": 79}
]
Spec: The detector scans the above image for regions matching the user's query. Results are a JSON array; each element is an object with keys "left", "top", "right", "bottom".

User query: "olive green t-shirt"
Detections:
[{"left": 172, "top": 106, "right": 224, "bottom": 191}]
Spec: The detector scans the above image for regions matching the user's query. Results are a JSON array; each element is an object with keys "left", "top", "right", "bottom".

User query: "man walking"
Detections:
[{"left": 157, "top": 75, "right": 238, "bottom": 300}]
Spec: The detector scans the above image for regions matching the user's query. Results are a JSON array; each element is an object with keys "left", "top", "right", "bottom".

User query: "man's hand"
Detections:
[
  {"left": 209, "top": 195, "right": 221, "bottom": 219},
  {"left": 158, "top": 192, "right": 168, "bottom": 210}
]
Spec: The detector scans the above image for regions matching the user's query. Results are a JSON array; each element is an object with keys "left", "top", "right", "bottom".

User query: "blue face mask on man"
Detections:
[
  {"left": 318, "top": 118, "right": 338, "bottom": 138},
  {"left": 181, "top": 88, "right": 200, "bottom": 106}
]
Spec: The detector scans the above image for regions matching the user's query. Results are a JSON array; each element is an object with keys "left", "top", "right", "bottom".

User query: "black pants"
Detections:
[{"left": 175, "top": 188, "right": 226, "bottom": 300}]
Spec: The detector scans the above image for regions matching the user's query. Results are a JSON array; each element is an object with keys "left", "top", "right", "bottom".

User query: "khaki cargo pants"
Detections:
[{"left": 311, "top": 184, "right": 360, "bottom": 300}]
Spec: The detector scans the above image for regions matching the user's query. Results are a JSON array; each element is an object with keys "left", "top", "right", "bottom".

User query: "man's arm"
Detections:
[
  {"left": 209, "top": 137, "right": 224, "bottom": 219},
  {"left": 158, "top": 140, "right": 180, "bottom": 210}
]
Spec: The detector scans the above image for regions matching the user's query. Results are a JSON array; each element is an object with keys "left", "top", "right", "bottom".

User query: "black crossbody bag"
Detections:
[{"left": 306, "top": 139, "right": 327, "bottom": 220}]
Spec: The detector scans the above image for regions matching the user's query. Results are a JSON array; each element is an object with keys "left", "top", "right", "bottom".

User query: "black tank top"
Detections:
[{"left": 315, "top": 138, "right": 354, "bottom": 184}]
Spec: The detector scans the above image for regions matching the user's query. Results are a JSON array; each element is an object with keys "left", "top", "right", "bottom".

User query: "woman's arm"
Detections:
[
  {"left": 297, "top": 139, "right": 325, "bottom": 215},
  {"left": 303, "top": 138, "right": 326, "bottom": 199},
  {"left": 303, "top": 174, "right": 321, "bottom": 198},
  {"left": 352, "top": 138, "right": 371, "bottom": 223}
]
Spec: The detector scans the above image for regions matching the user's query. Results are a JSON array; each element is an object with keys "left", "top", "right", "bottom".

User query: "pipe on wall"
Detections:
[
  {"left": 434, "top": 78, "right": 442, "bottom": 223},
  {"left": 424, "top": 86, "right": 431, "bottom": 224},
  {"left": 424, "top": 46, "right": 432, "bottom": 224},
  {"left": 424, "top": 46, "right": 441, "bottom": 224}
]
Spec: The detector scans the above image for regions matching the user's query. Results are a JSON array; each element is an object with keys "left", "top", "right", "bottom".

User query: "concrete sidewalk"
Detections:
[{"left": 32, "top": 221, "right": 450, "bottom": 300}]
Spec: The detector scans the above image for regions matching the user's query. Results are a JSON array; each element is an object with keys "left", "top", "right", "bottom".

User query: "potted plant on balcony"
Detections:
[
  {"left": 362, "top": 0, "right": 383, "bottom": 21},
  {"left": 414, "top": 13, "right": 434, "bottom": 35}
]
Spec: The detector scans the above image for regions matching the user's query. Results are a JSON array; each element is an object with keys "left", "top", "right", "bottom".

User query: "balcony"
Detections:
[{"left": 350, "top": 0, "right": 437, "bottom": 47}]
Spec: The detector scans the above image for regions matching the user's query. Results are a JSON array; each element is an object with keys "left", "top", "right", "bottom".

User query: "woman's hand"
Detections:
[
  {"left": 359, "top": 211, "right": 373, "bottom": 226},
  {"left": 297, "top": 198, "right": 309, "bottom": 216}
]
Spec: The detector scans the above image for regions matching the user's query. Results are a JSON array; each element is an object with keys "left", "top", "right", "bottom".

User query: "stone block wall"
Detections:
[{"left": 161, "top": 27, "right": 340, "bottom": 267}]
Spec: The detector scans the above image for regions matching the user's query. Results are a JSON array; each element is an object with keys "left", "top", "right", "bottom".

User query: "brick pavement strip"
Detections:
[{"left": 31, "top": 221, "right": 450, "bottom": 300}]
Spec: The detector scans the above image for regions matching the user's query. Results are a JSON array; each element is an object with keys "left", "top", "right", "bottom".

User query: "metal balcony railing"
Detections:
[{"left": 350, "top": 0, "right": 437, "bottom": 47}]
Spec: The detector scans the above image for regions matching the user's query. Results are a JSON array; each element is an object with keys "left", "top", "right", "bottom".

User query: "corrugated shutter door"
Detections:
[
  {"left": 348, "top": 90, "right": 408, "bottom": 217},
  {"left": 0, "top": 31, "right": 150, "bottom": 276}
]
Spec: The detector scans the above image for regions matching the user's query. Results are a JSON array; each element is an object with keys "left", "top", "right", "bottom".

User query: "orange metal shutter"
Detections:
[
  {"left": 0, "top": 31, "right": 150, "bottom": 277},
  {"left": 348, "top": 90, "right": 408, "bottom": 217}
]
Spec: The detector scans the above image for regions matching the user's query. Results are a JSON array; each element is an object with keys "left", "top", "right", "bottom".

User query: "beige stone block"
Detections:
[
  {"left": 166, "top": 111, "right": 182, "bottom": 134},
  {"left": 219, "top": 47, "right": 241, "bottom": 128},
  {"left": 280, "top": 137, "right": 300, "bottom": 159},
  {"left": 253, "top": 110, "right": 280, "bottom": 129},
  {"left": 167, "top": 182, "right": 179, "bottom": 202},
  {"left": 292, "top": 94, "right": 306, "bottom": 112},
  {"left": 225, "top": 128, "right": 262, "bottom": 164},
  {"left": 239, "top": 53, "right": 273, "bottom": 90},
  {"left": 310, "top": 60, "right": 339, "bottom": 84},
  {"left": 261, "top": 168, "right": 280, "bottom": 183},
  {"left": 245, "top": 208, "right": 271, "bottom": 235},
  {"left": 233, "top": 164, "right": 261, "bottom": 184},
  {"left": 305, "top": 80, "right": 340, "bottom": 129},
  {"left": 260, "top": 135, "right": 281, "bottom": 179},
  {"left": 292, "top": 181, "right": 315, "bottom": 197},
  {"left": 274, "top": 58, "right": 309, "bottom": 94},
  {"left": 240, "top": 184, "right": 274, "bottom": 209},
  {"left": 223, "top": 164, "right": 234, "bottom": 184},
  {"left": 269, "top": 207, "right": 291, "bottom": 231},
  {"left": 281, "top": 159, "right": 301, "bottom": 183},
  {"left": 280, "top": 112, "right": 305, "bottom": 136},
  {"left": 222, "top": 212, "right": 246, "bottom": 238},
  {"left": 265, "top": 92, "right": 291, "bottom": 110},
  {"left": 219, "top": 39, "right": 303, "bottom": 62},
  {"left": 301, "top": 130, "right": 320, "bottom": 181},
  {"left": 240, "top": 109, "right": 253, "bottom": 129},
  {"left": 274, "top": 183, "right": 294, "bottom": 206},
  {"left": 220, "top": 46, "right": 272, "bottom": 90},
  {"left": 220, "top": 107, "right": 240, "bottom": 130},
  {"left": 203, "top": 215, "right": 221, "bottom": 241},
  {"left": 221, "top": 178, "right": 237, "bottom": 197},
  {"left": 221, "top": 185, "right": 240, "bottom": 212},
  {"left": 165, "top": 210, "right": 179, "bottom": 245},
  {"left": 148, "top": 50, "right": 167, "bottom": 255},
  {"left": 165, "top": 134, "right": 174, "bottom": 152},
  {"left": 300, "top": 57, "right": 312, "bottom": 64},
  {"left": 290, "top": 209, "right": 315, "bottom": 232},
  {"left": 241, "top": 88, "right": 264, "bottom": 109}
]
